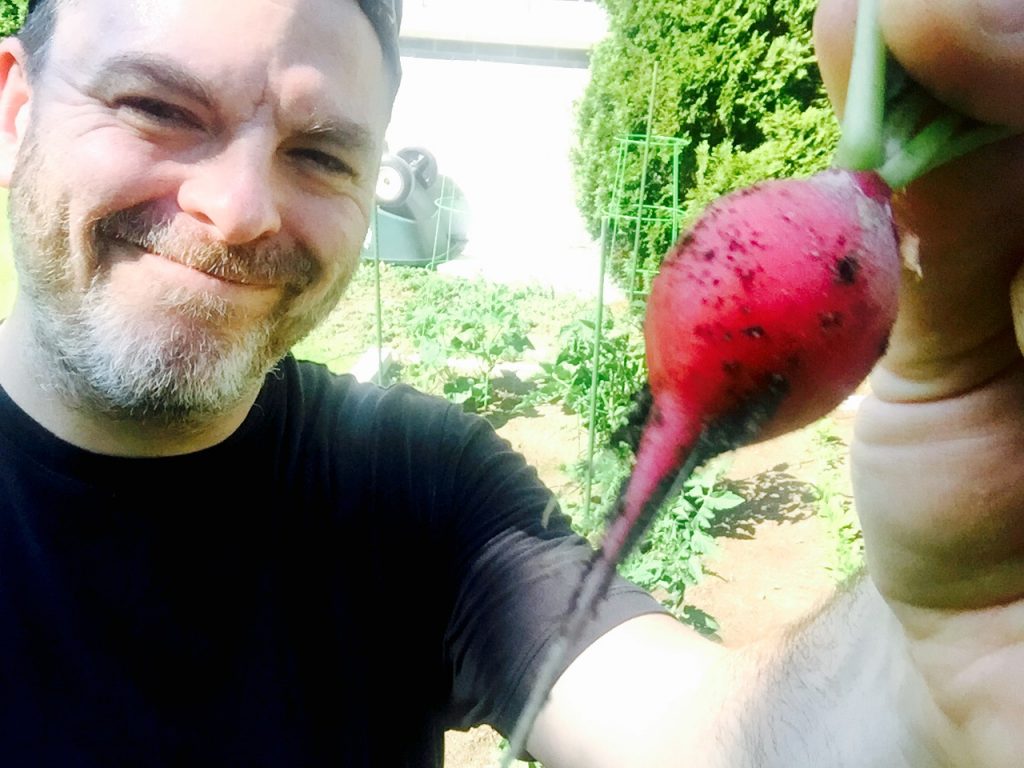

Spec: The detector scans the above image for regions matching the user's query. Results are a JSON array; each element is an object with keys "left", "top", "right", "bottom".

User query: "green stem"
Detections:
[
  {"left": 834, "top": 0, "right": 1019, "bottom": 188},
  {"left": 834, "top": 0, "right": 885, "bottom": 170},
  {"left": 878, "top": 106, "right": 1018, "bottom": 189},
  {"left": 878, "top": 114, "right": 961, "bottom": 188}
]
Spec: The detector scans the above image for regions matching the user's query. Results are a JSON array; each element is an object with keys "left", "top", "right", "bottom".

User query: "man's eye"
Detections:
[
  {"left": 117, "top": 97, "right": 200, "bottom": 128},
  {"left": 291, "top": 148, "right": 353, "bottom": 177}
]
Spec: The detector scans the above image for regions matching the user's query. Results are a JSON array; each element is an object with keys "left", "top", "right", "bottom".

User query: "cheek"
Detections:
[
  {"left": 70, "top": 132, "right": 182, "bottom": 212},
  {"left": 52, "top": 137, "right": 184, "bottom": 266},
  {"left": 300, "top": 195, "right": 372, "bottom": 283}
]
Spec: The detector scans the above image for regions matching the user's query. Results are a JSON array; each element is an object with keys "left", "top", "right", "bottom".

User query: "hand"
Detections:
[{"left": 816, "top": 0, "right": 1024, "bottom": 764}]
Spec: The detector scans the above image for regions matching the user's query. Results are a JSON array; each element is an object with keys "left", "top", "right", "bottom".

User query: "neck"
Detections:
[{"left": 0, "top": 301, "right": 260, "bottom": 457}]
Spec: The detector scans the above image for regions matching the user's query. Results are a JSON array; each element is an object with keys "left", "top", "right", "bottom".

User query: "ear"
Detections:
[{"left": 0, "top": 37, "right": 32, "bottom": 188}]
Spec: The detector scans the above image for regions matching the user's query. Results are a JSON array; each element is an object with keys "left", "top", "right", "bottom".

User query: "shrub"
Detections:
[
  {"left": 0, "top": 1, "right": 25, "bottom": 37},
  {"left": 574, "top": 0, "right": 840, "bottom": 287}
]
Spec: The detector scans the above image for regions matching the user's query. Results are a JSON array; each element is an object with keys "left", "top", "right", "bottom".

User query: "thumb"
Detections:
[{"left": 815, "top": 0, "right": 1024, "bottom": 128}]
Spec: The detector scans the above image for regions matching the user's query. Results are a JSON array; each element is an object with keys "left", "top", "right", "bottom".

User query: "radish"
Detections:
[
  {"left": 615, "top": 167, "right": 899, "bottom": 562},
  {"left": 501, "top": 1, "right": 1016, "bottom": 760}
]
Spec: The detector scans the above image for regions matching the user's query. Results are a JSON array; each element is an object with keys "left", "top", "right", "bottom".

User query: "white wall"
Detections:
[
  {"left": 401, "top": 0, "right": 607, "bottom": 50},
  {"left": 386, "top": 56, "right": 606, "bottom": 294}
]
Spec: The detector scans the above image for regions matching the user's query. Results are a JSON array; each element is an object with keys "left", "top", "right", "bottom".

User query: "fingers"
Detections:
[
  {"left": 812, "top": 0, "right": 858, "bottom": 115},
  {"left": 881, "top": 0, "right": 1024, "bottom": 126},
  {"left": 815, "top": 0, "right": 1024, "bottom": 127},
  {"left": 1011, "top": 264, "right": 1024, "bottom": 356}
]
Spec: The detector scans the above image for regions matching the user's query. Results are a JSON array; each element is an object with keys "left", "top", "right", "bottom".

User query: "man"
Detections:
[{"left": 0, "top": 0, "right": 1019, "bottom": 766}]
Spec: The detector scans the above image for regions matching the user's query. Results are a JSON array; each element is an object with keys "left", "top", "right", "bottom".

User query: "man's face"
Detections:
[{"left": 7, "top": 0, "right": 391, "bottom": 421}]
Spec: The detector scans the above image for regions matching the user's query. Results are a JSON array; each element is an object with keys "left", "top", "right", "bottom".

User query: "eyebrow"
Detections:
[
  {"left": 88, "top": 53, "right": 216, "bottom": 112},
  {"left": 87, "top": 52, "right": 377, "bottom": 155},
  {"left": 297, "top": 116, "right": 376, "bottom": 155}
]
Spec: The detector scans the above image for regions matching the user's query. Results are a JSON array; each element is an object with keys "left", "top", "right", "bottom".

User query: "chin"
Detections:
[{"left": 33, "top": 283, "right": 291, "bottom": 424}]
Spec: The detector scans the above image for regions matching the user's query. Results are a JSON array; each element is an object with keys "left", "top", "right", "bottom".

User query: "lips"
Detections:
[
  {"left": 116, "top": 239, "right": 276, "bottom": 289},
  {"left": 94, "top": 206, "right": 320, "bottom": 292},
  {"left": 103, "top": 233, "right": 299, "bottom": 296}
]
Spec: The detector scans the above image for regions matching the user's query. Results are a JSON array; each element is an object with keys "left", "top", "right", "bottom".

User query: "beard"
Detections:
[{"left": 7, "top": 137, "right": 354, "bottom": 426}]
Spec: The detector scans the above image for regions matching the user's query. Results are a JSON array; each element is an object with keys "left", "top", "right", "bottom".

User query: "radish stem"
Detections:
[
  {"left": 834, "top": 0, "right": 1018, "bottom": 187},
  {"left": 834, "top": 0, "right": 885, "bottom": 170},
  {"left": 879, "top": 116, "right": 1017, "bottom": 188}
]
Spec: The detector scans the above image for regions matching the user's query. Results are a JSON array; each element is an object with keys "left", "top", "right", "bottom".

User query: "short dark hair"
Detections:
[
  {"left": 19, "top": 0, "right": 402, "bottom": 88},
  {"left": 18, "top": 0, "right": 60, "bottom": 78}
]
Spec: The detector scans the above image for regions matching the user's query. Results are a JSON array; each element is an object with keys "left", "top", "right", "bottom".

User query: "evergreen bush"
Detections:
[
  {"left": 574, "top": 0, "right": 840, "bottom": 288},
  {"left": 0, "top": 1, "right": 25, "bottom": 37}
]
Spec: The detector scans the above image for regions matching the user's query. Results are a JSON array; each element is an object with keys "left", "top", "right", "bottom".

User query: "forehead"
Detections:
[{"left": 48, "top": 0, "right": 391, "bottom": 130}]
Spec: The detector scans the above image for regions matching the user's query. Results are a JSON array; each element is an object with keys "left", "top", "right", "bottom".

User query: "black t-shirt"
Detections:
[{"left": 0, "top": 356, "right": 662, "bottom": 767}]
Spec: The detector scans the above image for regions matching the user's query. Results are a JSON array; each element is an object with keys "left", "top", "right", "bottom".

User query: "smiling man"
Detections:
[
  {"left": 0, "top": 1, "right": 672, "bottom": 764},
  {"left": 0, "top": 1, "right": 1023, "bottom": 767},
  {"left": 0, "top": 0, "right": 395, "bottom": 452}
]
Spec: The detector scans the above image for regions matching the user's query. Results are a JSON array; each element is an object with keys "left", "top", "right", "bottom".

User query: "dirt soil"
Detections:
[{"left": 443, "top": 403, "right": 858, "bottom": 767}]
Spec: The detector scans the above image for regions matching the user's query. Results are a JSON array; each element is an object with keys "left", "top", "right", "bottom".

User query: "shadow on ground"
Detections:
[{"left": 710, "top": 465, "right": 818, "bottom": 539}]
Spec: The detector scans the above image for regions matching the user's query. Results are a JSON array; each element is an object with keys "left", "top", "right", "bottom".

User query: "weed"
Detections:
[
  {"left": 811, "top": 419, "right": 864, "bottom": 579},
  {"left": 524, "top": 310, "right": 647, "bottom": 446}
]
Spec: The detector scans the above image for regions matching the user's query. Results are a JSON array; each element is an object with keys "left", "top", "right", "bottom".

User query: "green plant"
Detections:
[
  {"left": 619, "top": 461, "right": 742, "bottom": 624},
  {"left": 0, "top": 1, "right": 25, "bottom": 37},
  {"left": 811, "top": 419, "right": 864, "bottom": 579},
  {"left": 398, "top": 276, "right": 536, "bottom": 412},
  {"left": 525, "top": 310, "right": 646, "bottom": 446},
  {"left": 293, "top": 265, "right": 587, "bottom": 415},
  {"left": 564, "top": 448, "right": 741, "bottom": 629},
  {"left": 574, "top": 0, "right": 837, "bottom": 284}
]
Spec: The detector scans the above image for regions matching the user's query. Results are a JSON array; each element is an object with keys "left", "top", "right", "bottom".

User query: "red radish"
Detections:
[{"left": 612, "top": 168, "right": 899, "bottom": 559}]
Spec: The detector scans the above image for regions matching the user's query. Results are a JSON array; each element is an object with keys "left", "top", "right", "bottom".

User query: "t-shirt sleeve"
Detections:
[{"left": 436, "top": 403, "right": 667, "bottom": 736}]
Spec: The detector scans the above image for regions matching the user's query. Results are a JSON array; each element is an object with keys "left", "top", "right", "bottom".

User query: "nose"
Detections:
[{"left": 177, "top": 137, "right": 283, "bottom": 245}]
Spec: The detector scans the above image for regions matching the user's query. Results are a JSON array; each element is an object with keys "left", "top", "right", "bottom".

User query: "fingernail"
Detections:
[{"left": 978, "top": 0, "right": 1024, "bottom": 34}]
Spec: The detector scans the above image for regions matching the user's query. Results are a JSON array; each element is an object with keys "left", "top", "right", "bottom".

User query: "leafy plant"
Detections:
[
  {"left": 564, "top": 447, "right": 742, "bottom": 630},
  {"left": 294, "top": 265, "right": 590, "bottom": 421},
  {"left": 811, "top": 419, "right": 864, "bottom": 579},
  {"left": 619, "top": 461, "right": 742, "bottom": 624},
  {"left": 0, "top": 0, "right": 25, "bottom": 37},
  {"left": 399, "top": 275, "right": 536, "bottom": 413},
  {"left": 524, "top": 310, "right": 646, "bottom": 446}
]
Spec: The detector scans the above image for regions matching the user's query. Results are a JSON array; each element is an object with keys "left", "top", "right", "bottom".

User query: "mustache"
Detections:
[{"left": 93, "top": 205, "right": 320, "bottom": 290}]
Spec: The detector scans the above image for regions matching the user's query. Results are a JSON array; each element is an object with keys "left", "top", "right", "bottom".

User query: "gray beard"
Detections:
[{"left": 27, "top": 278, "right": 281, "bottom": 425}]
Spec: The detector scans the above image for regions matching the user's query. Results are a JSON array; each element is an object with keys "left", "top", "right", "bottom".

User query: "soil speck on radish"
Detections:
[
  {"left": 820, "top": 312, "right": 844, "bottom": 329},
  {"left": 835, "top": 254, "right": 859, "bottom": 284}
]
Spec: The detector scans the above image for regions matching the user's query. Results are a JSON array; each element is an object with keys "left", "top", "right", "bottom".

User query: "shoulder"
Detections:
[
  {"left": 260, "top": 356, "right": 524, "bottom": 503},
  {"left": 262, "top": 354, "right": 472, "bottom": 444}
]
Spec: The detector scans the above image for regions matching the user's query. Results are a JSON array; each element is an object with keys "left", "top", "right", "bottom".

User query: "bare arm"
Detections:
[{"left": 529, "top": 579, "right": 945, "bottom": 768}]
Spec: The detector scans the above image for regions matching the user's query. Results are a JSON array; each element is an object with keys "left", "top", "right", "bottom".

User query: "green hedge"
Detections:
[
  {"left": 574, "top": 0, "right": 840, "bottom": 288},
  {"left": 0, "top": 0, "right": 25, "bottom": 37}
]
